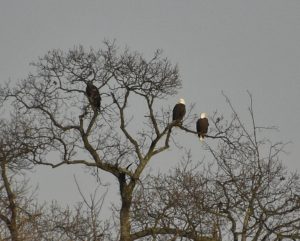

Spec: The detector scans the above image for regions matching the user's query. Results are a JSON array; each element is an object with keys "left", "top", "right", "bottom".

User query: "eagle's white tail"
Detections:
[{"left": 199, "top": 136, "right": 204, "bottom": 142}]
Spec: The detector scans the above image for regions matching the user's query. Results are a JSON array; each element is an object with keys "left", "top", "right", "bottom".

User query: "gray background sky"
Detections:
[{"left": 0, "top": 0, "right": 299, "bottom": 208}]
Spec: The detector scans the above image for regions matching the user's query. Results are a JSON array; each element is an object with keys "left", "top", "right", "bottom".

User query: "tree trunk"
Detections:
[
  {"left": 9, "top": 226, "right": 19, "bottom": 241},
  {"left": 119, "top": 173, "right": 133, "bottom": 241},
  {"left": 120, "top": 198, "right": 132, "bottom": 241},
  {"left": 1, "top": 161, "right": 19, "bottom": 241}
]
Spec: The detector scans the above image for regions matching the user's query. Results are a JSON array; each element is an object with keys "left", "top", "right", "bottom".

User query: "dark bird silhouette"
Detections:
[
  {"left": 196, "top": 112, "right": 209, "bottom": 141},
  {"left": 172, "top": 98, "right": 186, "bottom": 126},
  {"left": 86, "top": 81, "right": 101, "bottom": 111}
]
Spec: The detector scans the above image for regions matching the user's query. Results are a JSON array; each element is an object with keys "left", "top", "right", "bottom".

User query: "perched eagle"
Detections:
[
  {"left": 172, "top": 98, "right": 186, "bottom": 126},
  {"left": 86, "top": 81, "right": 101, "bottom": 111},
  {"left": 196, "top": 112, "right": 209, "bottom": 141}
]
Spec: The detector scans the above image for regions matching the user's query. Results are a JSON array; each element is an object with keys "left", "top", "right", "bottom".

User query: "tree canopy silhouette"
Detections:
[{"left": 1, "top": 41, "right": 299, "bottom": 241}]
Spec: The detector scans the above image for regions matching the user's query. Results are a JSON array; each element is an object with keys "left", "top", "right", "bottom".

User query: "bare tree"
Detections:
[
  {"left": 131, "top": 94, "right": 300, "bottom": 241},
  {"left": 2, "top": 40, "right": 298, "bottom": 241},
  {"left": 131, "top": 153, "right": 218, "bottom": 241},
  {"left": 34, "top": 186, "right": 112, "bottom": 241},
  {"left": 0, "top": 111, "right": 43, "bottom": 241},
  {"left": 207, "top": 94, "right": 300, "bottom": 241},
  {"left": 1, "top": 41, "right": 192, "bottom": 241},
  {"left": 0, "top": 107, "right": 114, "bottom": 241}
]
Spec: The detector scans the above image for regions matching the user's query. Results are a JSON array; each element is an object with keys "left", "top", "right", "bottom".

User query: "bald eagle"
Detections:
[
  {"left": 86, "top": 81, "right": 101, "bottom": 111},
  {"left": 196, "top": 112, "right": 209, "bottom": 141},
  {"left": 172, "top": 98, "right": 186, "bottom": 126}
]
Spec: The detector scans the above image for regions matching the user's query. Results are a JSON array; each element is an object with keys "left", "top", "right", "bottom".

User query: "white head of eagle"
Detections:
[
  {"left": 178, "top": 98, "right": 185, "bottom": 105},
  {"left": 200, "top": 112, "right": 207, "bottom": 119},
  {"left": 172, "top": 98, "right": 186, "bottom": 125},
  {"left": 196, "top": 112, "right": 209, "bottom": 141}
]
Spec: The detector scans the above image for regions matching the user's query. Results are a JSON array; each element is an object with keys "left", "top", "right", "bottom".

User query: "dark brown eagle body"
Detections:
[
  {"left": 86, "top": 82, "right": 101, "bottom": 111},
  {"left": 196, "top": 113, "right": 209, "bottom": 141},
  {"left": 172, "top": 99, "right": 186, "bottom": 125}
]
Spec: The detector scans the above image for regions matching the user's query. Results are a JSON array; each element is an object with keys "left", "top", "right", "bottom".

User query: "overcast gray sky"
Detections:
[{"left": 0, "top": 0, "right": 299, "bottom": 207}]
